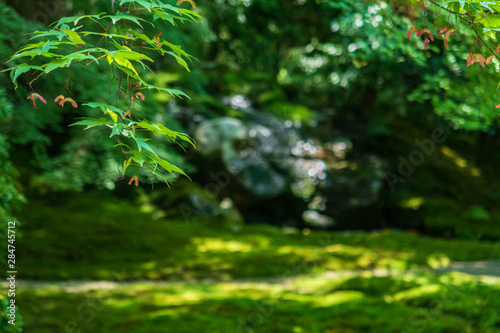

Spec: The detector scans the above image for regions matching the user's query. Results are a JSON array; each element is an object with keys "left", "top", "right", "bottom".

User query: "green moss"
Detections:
[
  {"left": 13, "top": 272, "right": 500, "bottom": 333},
  {"left": 13, "top": 191, "right": 500, "bottom": 281},
  {"left": 6, "top": 191, "right": 500, "bottom": 332}
]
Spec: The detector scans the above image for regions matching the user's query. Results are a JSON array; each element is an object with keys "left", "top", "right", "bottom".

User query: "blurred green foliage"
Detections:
[
  {"left": 3, "top": 0, "right": 500, "bottom": 236},
  {"left": 0, "top": 294, "right": 22, "bottom": 333},
  {"left": 180, "top": 0, "right": 500, "bottom": 238}
]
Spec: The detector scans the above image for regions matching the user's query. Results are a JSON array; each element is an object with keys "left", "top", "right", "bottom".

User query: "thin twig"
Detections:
[
  {"left": 470, "top": 23, "right": 500, "bottom": 61},
  {"left": 65, "top": 65, "right": 73, "bottom": 94},
  {"left": 427, "top": 0, "right": 468, "bottom": 17},
  {"left": 116, "top": 72, "right": 123, "bottom": 108},
  {"left": 95, "top": 23, "right": 113, "bottom": 48}
]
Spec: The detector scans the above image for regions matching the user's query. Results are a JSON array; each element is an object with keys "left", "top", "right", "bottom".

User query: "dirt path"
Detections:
[
  {"left": 4, "top": 261, "right": 500, "bottom": 293},
  {"left": 434, "top": 260, "right": 500, "bottom": 276},
  {"left": 3, "top": 269, "right": 403, "bottom": 292}
]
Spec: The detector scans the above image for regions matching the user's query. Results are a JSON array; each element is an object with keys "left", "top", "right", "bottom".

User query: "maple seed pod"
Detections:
[
  {"left": 26, "top": 95, "right": 36, "bottom": 107},
  {"left": 69, "top": 98, "right": 78, "bottom": 108},
  {"left": 476, "top": 54, "right": 486, "bottom": 67},
  {"left": 438, "top": 27, "right": 448, "bottom": 38},
  {"left": 177, "top": 0, "right": 196, "bottom": 8},
  {"left": 466, "top": 53, "right": 474, "bottom": 67},
  {"left": 444, "top": 29, "right": 456, "bottom": 39},
  {"left": 58, "top": 97, "right": 78, "bottom": 108},
  {"left": 27, "top": 93, "right": 47, "bottom": 107},
  {"left": 121, "top": 110, "right": 132, "bottom": 120},
  {"left": 128, "top": 176, "right": 139, "bottom": 187},
  {"left": 408, "top": 28, "right": 419, "bottom": 39},
  {"left": 35, "top": 93, "right": 46, "bottom": 104},
  {"left": 136, "top": 92, "right": 145, "bottom": 100}
]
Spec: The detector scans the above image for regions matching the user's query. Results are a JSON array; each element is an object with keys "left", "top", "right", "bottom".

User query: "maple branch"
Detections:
[
  {"left": 427, "top": 0, "right": 468, "bottom": 17},
  {"left": 469, "top": 22, "right": 500, "bottom": 61},
  {"left": 427, "top": 0, "right": 500, "bottom": 61}
]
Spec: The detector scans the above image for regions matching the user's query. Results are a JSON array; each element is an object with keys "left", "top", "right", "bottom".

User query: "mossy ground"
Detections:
[
  {"left": 3, "top": 191, "right": 500, "bottom": 332},
  {"left": 13, "top": 191, "right": 500, "bottom": 281},
  {"left": 15, "top": 273, "right": 500, "bottom": 332}
]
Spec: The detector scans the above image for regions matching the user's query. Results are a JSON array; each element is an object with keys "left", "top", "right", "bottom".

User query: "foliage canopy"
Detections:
[{"left": 2, "top": 0, "right": 201, "bottom": 189}]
